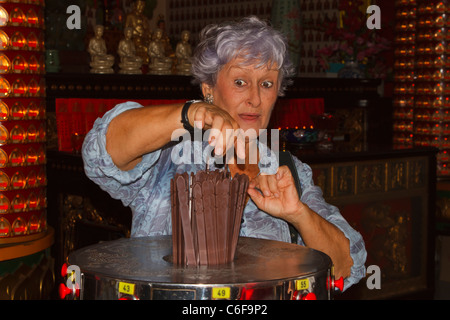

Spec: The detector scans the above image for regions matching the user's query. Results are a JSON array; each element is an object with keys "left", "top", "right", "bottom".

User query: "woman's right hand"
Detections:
[{"left": 187, "top": 102, "right": 246, "bottom": 159}]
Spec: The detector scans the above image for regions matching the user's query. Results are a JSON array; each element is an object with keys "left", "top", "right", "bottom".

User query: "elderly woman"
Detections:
[{"left": 82, "top": 17, "right": 366, "bottom": 291}]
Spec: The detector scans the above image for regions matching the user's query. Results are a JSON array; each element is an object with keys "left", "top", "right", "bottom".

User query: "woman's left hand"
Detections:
[
  {"left": 248, "top": 165, "right": 354, "bottom": 280},
  {"left": 247, "top": 165, "right": 304, "bottom": 224}
]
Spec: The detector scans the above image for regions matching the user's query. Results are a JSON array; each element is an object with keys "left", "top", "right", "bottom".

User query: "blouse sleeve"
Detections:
[
  {"left": 294, "top": 156, "right": 367, "bottom": 291},
  {"left": 81, "top": 101, "right": 163, "bottom": 207}
]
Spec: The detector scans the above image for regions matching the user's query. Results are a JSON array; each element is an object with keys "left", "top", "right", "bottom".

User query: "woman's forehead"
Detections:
[{"left": 224, "top": 56, "right": 279, "bottom": 73}]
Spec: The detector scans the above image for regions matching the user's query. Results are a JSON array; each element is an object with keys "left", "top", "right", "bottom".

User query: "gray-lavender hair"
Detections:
[{"left": 191, "top": 16, "right": 295, "bottom": 96}]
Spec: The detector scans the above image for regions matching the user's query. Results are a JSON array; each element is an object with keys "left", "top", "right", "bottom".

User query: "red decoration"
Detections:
[{"left": 0, "top": 2, "right": 46, "bottom": 241}]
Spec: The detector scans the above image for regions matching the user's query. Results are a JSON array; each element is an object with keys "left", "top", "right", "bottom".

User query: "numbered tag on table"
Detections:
[
  {"left": 212, "top": 287, "right": 230, "bottom": 299},
  {"left": 295, "top": 278, "right": 309, "bottom": 291},
  {"left": 118, "top": 282, "right": 135, "bottom": 295}
]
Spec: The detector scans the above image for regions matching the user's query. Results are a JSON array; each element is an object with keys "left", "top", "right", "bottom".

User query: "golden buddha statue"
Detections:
[
  {"left": 87, "top": 25, "right": 114, "bottom": 74},
  {"left": 117, "top": 27, "right": 143, "bottom": 74},
  {"left": 175, "top": 30, "right": 192, "bottom": 75},
  {"left": 156, "top": 15, "right": 174, "bottom": 58},
  {"left": 125, "top": 0, "right": 152, "bottom": 65},
  {"left": 148, "top": 28, "right": 173, "bottom": 75}
]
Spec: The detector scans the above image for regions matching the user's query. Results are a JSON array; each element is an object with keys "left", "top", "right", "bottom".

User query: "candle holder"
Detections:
[
  {"left": 394, "top": 0, "right": 450, "bottom": 176},
  {"left": 0, "top": 1, "right": 47, "bottom": 242},
  {"left": 311, "top": 113, "right": 338, "bottom": 151}
]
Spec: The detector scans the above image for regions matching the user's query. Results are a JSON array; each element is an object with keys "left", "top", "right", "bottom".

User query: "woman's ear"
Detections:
[{"left": 201, "top": 83, "right": 213, "bottom": 98}]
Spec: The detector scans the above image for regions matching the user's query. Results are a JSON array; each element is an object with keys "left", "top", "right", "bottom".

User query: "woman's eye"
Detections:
[
  {"left": 261, "top": 81, "right": 273, "bottom": 88},
  {"left": 234, "top": 79, "right": 246, "bottom": 86}
]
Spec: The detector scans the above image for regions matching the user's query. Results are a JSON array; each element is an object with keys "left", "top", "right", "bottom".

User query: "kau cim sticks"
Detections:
[{"left": 171, "top": 169, "right": 249, "bottom": 266}]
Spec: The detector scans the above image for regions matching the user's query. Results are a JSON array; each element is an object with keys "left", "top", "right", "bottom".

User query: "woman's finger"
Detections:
[
  {"left": 256, "top": 174, "right": 273, "bottom": 197},
  {"left": 267, "top": 174, "right": 279, "bottom": 198},
  {"left": 247, "top": 184, "right": 264, "bottom": 204},
  {"left": 189, "top": 102, "right": 241, "bottom": 157},
  {"left": 275, "top": 166, "right": 296, "bottom": 189},
  {"left": 210, "top": 116, "right": 225, "bottom": 154},
  {"left": 191, "top": 103, "right": 206, "bottom": 129},
  {"left": 234, "top": 129, "right": 246, "bottom": 160}
]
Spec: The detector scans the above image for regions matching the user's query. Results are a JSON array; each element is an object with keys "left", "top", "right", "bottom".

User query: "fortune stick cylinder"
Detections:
[{"left": 171, "top": 169, "right": 249, "bottom": 266}]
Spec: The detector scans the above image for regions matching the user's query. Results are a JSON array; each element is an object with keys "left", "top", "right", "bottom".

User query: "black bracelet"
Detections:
[{"left": 181, "top": 100, "right": 197, "bottom": 132}]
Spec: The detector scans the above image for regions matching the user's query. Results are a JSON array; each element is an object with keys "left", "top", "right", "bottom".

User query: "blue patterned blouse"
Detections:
[{"left": 81, "top": 101, "right": 367, "bottom": 291}]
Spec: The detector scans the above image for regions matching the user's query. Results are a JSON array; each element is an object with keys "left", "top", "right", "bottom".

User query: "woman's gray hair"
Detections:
[{"left": 191, "top": 16, "right": 295, "bottom": 96}]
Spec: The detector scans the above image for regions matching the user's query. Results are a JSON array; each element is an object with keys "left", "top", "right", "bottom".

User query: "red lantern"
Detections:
[{"left": 0, "top": 2, "right": 47, "bottom": 242}]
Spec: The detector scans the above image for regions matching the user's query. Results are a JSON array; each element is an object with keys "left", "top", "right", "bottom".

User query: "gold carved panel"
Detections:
[
  {"left": 409, "top": 159, "right": 426, "bottom": 189},
  {"left": 358, "top": 162, "right": 385, "bottom": 194},
  {"left": 310, "top": 166, "right": 332, "bottom": 198},
  {"left": 310, "top": 155, "right": 430, "bottom": 299},
  {"left": 387, "top": 161, "right": 408, "bottom": 191},
  {"left": 336, "top": 165, "right": 356, "bottom": 197},
  {"left": 310, "top": 156, "right": 428, "bottom": 201}
]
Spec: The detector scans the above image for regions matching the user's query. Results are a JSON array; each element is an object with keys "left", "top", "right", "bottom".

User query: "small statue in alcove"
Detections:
[
  {"left": 87, "top": 25, "right": 115, "bottom": 74},
  {"left": 117, "top": 27, "right": 143, "bottom": 74},
  {"left": 175, "top": 30, "right": 192, "bottom": 75},
  {"left": 148, "top": 28, "right": 173, "bottom": 75}
]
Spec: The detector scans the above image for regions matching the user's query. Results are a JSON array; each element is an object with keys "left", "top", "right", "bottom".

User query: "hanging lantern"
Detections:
[{"left": 413, "top": 0, "right": 450, "bottom": 176}]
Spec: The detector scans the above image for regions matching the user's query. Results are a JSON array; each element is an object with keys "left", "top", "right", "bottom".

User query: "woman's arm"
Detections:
[
  {"left": 247, "top": 166, "right": 354, "bottom": 279},
  {"left": 106, "top": 101, "right": 243, "bottom": 171},
  {"left": 105, "top": 103, "right": 184, "bottom": 171},
  {"left": 287, "top": 200, "right": 353, "bottom": 279}
]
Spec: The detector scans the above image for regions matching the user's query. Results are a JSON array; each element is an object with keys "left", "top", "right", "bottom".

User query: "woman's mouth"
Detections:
[{"left": 239, "top": 113, "right": 260, "bottom": 122}]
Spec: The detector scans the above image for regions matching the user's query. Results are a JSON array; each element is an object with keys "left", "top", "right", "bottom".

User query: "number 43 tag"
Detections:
[{"left": 119, "top": 282, "right": 135, "bottom": 295}]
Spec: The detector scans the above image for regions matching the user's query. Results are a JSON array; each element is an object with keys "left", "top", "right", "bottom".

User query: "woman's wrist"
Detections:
[
  {"left": 180, "top": 100, "right": 195, "bottom": 132},
  {"left": 286, "top": 200, "right": 310, "bottom": 227},
  {"left": 181, "top": 100, "right": 203, "bottom": 131}
]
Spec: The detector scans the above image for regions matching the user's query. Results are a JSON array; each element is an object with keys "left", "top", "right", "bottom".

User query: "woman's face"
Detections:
[{"left": 203, "top": 57, "right": 279, "bottom": 133}]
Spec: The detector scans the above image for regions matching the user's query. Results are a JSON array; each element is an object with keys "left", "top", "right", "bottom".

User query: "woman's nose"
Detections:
[{"left": 247, "top": 85, "right": 261, "bottom": 107}]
